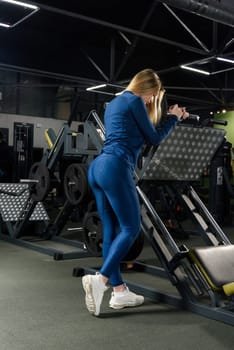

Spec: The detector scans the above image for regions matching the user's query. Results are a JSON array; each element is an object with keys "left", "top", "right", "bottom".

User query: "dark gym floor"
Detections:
[{"left": 1, "top": 216, "right": 234, "bottom": 350}]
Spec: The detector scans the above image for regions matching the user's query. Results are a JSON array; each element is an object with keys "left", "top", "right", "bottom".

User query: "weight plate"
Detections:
[
  {"left": 83, "top": 211, "right": 103, "bottom": 257},
  {"left": 124, "top": 231, "right": 144, "bottom": 261},
  {"left": 83, "top": 210, "right": 144, "bottom": 260},
  {"left": 28, "top": 162, "right": 50, "bottom": 202},
  {"left": 64, "top": 163, "right": 88, "bottom": 205}
]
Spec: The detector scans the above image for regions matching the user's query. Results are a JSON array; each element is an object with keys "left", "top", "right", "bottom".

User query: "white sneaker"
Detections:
[
  {"left": 109, "top": 287, "right": 144, "bottom": 310},
  {"left": 82, "top": 274, "right": 108, "bottom": 316}
]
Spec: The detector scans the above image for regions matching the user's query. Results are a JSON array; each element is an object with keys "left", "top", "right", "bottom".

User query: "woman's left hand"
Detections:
[
  {"left": 168, "top": 104, "right": 188, "bottom": 121},
  {"left": 180, "top": 107, "right": 189, "bottom": 121}
]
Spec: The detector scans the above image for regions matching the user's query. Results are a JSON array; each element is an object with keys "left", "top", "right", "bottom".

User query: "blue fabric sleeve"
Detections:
[{"left": 129, "top": 95, "right": 179, "bottom": 146}]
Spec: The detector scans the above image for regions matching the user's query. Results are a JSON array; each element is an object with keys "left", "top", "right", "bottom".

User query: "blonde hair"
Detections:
[{"left": 126, "top": 68, "right": 165, "bottom": 125}]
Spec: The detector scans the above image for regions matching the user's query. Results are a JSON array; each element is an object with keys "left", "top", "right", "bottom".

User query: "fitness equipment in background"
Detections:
[
  {"left": 209, "top": 140, "right": 233, "bottom": 225},
  {"left": 13, "top": 122, "right": 34, "bottom": 182}
]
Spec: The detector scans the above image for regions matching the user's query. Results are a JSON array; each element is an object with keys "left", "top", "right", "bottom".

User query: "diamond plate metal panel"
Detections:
[
  {"left": 0, "top": 183, "right": 49, "bottom": 222},
  {"left": 143, "top": 125, "right": 226, "bottom": 181}
]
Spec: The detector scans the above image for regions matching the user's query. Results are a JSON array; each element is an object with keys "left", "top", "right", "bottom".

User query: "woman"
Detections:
[{"left": 82, "top": 68, "right": 188, "bottom": 316}]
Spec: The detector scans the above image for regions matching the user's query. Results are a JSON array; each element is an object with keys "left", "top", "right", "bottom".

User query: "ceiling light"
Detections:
[
  {"left": 0, "top": 0, "right": 39, "bottom": 28},
  {"left": 0, "top": 22, "right": 10, "bottom": 27},
  {"left": 180, "top": 65, "right": 210, "bottom": 75},
  {"left": 86, "top": 84, "right": 107, "bottom": 91},
  {"left": 216, "top": 57, "right": 234, "bottom": 64},
  {"left": 115, "top": 91, "right": 124, "bottom": 96},
  {"left": 0, "top": 0, "right": 38, "bottom": 10},
  {"left": 180, "top": 55, "right": 234, "bottom": 76},
  {"left": 86, "top": 83, "right": 125, "bottom": 96}
]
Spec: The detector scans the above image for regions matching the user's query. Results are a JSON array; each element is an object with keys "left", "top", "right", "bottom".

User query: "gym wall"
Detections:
[
  {"left": 214, "top": 110, "right": 234, "bottom": 173},
  {"left": 214, "top": 110, "right": 234, "bottom": 146},
  {"left": 0, "top": 113, "right": 79, "bottom": 150}
]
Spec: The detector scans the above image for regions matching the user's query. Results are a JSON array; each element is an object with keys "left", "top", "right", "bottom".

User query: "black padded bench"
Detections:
[{"left": 189, "top": 245, "right": 234, "bottom": 296}]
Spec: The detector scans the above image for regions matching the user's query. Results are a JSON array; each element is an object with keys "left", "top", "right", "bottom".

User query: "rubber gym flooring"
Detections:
[{"left": 1, "top": 218, "right": 234, "bottom": 350}]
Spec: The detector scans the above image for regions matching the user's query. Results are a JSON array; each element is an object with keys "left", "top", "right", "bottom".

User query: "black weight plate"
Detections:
[
  {"left": 83, "top": 211, "right": 103, "bottom": 257},
  {"left": 64, "top": 163, "right": 88, "bottom": 205},
  {"left": 83, "top": 210, "right": 144, "bottom": 260},
  {"left": 28, "top": 162, "right": 50, "bottom": 202},
  {"left": 123, "top": 231, "right": 144, "bottom": 261}
]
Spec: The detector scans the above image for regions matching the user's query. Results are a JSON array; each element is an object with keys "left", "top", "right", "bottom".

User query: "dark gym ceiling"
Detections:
[{"left": 0, "top": 0, "right": 234, "bottom": 117}]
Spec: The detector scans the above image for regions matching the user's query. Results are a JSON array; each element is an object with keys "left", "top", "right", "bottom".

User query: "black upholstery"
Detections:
[{"left": 189, "top": 245, "right": 234, "bottom": 289}]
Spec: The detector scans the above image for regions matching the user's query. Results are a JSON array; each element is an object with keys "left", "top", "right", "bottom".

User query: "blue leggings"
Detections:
[{"left": 88, "top": 153, "right": 141, "bottom": 286}]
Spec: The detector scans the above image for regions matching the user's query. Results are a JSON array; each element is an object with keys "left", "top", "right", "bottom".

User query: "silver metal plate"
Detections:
[
  {"left": 143, "top": 125, "right": 226, "bottom": 181},
  {"left": 0, "top": 183, "right": 49, "bottom": 222}
]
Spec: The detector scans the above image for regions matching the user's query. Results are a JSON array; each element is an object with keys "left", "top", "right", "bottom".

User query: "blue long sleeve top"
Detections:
[{"left": 102, "top": 90, "right": 178, "bottom": 169}]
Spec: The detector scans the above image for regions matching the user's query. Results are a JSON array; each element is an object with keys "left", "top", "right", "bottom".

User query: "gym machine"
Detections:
[
  {"left": 0, "top": 110, "right": 143, "bottom": 261},
  {"left": 208, "top": 139, "right": 233, "bottom": 224},
  {"left": 73, "top": 112, "right": 234, "bottom": 326},
  {"left": 0, "top": 117, "right": 101, "bottom": 259},
  {"left": 13, "top": 122, "right": 34, "bottom": 182}
]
